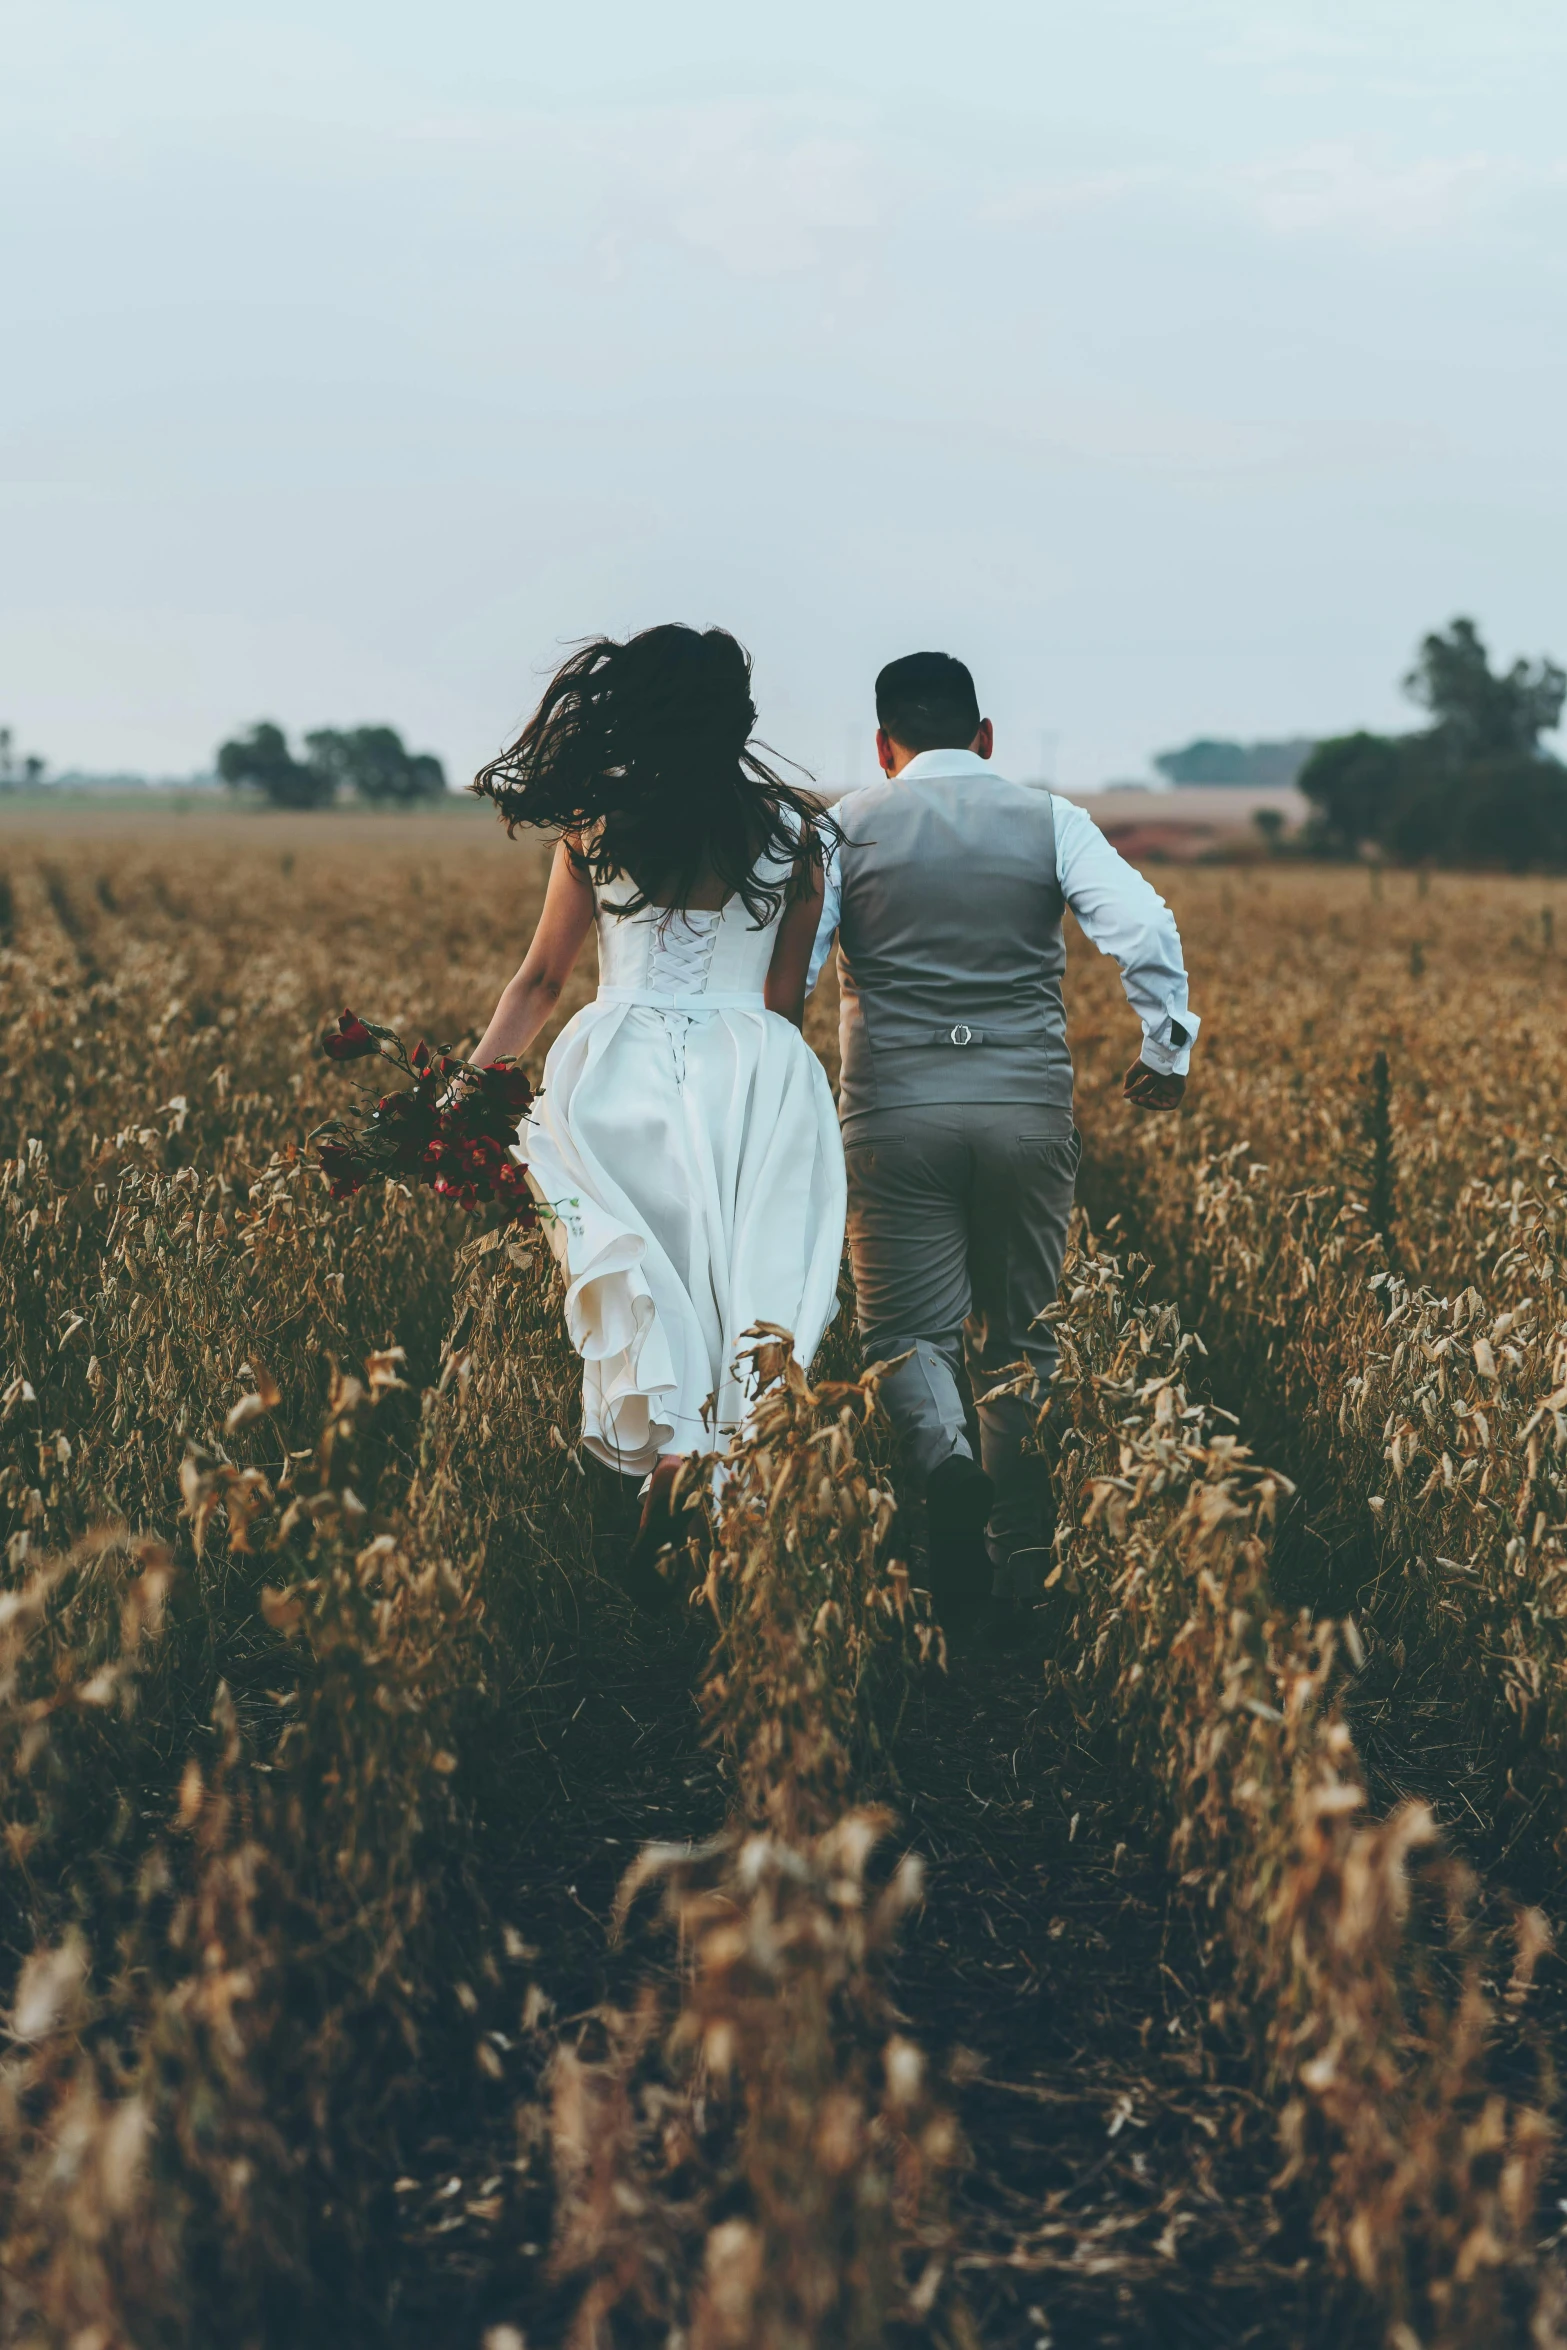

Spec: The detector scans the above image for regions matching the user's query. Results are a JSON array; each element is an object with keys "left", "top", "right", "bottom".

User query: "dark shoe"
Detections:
[
  {"left": 924, "top": 1455, "right": 995, "bottom": 1636},
  {"left": 988, "top": 1461, "right": 1059, "bottom": 1594},
  {"left": 967, "top": 1593, "right": 1047, "bottom": 1663},
  {"left": 993, "top": 1543, "right": 1055, "bottom": 1607}
]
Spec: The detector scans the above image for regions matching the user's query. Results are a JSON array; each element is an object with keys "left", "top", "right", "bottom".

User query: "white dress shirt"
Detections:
[{"left": 807, "top": 749, "right": 1200, "bottom": 1076}]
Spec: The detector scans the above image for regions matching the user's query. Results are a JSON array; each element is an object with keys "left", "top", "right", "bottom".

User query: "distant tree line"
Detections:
[
  {"left": 216, "top": 722, "right": 447, "bottom": 810},
  {"left": 1152, "top": 736, "right": 1317, "bottom": 787},
  {"left": 1299, "top": 618, "right": 1567, "bottom": 869}
]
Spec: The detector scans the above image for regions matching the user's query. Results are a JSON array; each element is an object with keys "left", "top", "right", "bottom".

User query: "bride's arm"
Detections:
[
  {"left": 470, "top": 837, "right": 595, "bottom": 1064},
  {"left": 762, "top": 845, "right": 826, "bottom": 1029}
]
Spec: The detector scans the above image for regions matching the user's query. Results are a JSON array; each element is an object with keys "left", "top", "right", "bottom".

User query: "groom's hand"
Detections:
[{"left": 1123, "top": 1058, "right": 1185, "bottom": 1113}]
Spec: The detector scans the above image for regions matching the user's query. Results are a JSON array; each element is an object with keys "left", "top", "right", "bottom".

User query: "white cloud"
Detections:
[
  {"left": 979, "top": 170, "right": 1161, "bottom": 229},
  {"left": 1206, "top": 0, "right": 1567, "bottom": 73},
  {"left": 976, "top": 143, "right": 1564, "bottom": 253},
  {"left": 658, "top": 108, "right": 881, "bottom": 277},
  {"left": 1239, "top": 144, "right": 1503, "bottom": 238},
  {"left": 393, "top": 97, "right": 884, "bottom": 282}
]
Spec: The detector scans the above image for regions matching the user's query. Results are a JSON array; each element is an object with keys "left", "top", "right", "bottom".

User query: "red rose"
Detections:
[
  {"left": 432, "top": 1172, "right": 481, "bottom": 1212},
  {"left": 496, "top": 1170, "right": 536, "bottom": 1224},
  {"left": 493, "top": 1162, "right": 534, "bottom": 1220},
  {"left": 322, "top": 1011, "right": 378, "bottom": 1061},
  {"left": 483, "top": 1065, "right": 534, "bottom": 1116},
  {"left": 317, "top": 1140, "right": 368, "bottom": 1198}
]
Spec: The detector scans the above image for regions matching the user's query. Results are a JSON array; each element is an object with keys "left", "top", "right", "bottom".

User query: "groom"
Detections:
[{"left": 808, "top": 650, "right": 1199, "bottom": 1645}]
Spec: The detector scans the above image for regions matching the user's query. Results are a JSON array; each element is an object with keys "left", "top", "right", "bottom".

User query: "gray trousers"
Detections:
[{"left": 844, "top": 1108, "right": 1079, "bottom": 1596}]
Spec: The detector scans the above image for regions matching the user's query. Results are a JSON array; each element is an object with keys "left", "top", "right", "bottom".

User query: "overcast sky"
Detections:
[{"left": 4, "top": 0, "right": 1565, "bottom": 789}]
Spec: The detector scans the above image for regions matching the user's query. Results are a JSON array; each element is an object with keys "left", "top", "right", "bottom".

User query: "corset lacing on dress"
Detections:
[
  {"left": 645, "top": 911, "right": 719, "bottom": 1080},
  {"left": 646, "top": 910, "right": 720, "bottom": 997}
]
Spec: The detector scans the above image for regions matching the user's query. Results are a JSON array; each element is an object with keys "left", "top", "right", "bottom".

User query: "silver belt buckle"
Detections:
[{"left": 950, "top": 1022, "right": 974, "bottom": 1047}]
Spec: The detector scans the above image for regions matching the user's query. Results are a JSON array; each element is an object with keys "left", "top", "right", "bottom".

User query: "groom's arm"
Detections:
[
  {"left": 804, "top": 835, "right": 842, "bottom": 994},
  {"left": 1050, "top": 796, "right": 1200, "bottom": 1111}
]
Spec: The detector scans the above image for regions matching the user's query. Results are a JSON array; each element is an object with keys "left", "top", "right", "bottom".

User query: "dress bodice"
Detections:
[{"left": 594, "top": 885, "right": 785, "bottom": 1003}]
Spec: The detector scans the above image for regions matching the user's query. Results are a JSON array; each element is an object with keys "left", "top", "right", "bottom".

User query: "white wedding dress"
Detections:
[{"left": 521, "top": 861, "right": 846, "bottom": 1476}]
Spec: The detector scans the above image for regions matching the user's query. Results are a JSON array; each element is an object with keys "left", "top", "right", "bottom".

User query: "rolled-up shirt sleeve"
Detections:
[{"left": 1051, "top": 795, "right": 1200, "bottom": 1076}]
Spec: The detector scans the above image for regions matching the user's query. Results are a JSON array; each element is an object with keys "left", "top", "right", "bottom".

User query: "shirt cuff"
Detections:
[{"left": 1138, "top": 1004, "right": 1199, "bottom": 1078}]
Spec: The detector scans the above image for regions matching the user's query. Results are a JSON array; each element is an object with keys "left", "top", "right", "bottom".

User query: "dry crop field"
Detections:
[{"left": 1, "top": 806, "right": 1566, "bottom": 2350}]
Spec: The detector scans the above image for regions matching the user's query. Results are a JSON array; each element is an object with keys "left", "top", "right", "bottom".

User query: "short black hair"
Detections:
[{"left": 875, "top": 651, "right": 981, "bottom": 753}]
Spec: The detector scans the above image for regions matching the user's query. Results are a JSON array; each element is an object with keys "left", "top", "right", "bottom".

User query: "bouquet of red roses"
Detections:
[{"left": 312, "top": 1011, "right": 539, "bottom": 1223}]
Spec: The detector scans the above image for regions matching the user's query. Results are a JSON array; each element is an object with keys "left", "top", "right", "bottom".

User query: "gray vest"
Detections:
[{"left": 834, "top": 764, "right": 1073, "bottom": 1128}]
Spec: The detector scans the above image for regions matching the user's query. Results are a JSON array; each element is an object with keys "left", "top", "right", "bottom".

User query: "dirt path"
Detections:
[
  {"left": 886, "top": 1649, "right": 1371, "bottom": 2349},
  {"left": 381, "top": 1584, "right": 1382, "bottom": 2348}
]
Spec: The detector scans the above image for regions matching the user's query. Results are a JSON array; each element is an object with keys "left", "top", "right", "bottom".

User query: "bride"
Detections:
[{"left": 468, "top": 624, "right": 846, "bottom": 1591}]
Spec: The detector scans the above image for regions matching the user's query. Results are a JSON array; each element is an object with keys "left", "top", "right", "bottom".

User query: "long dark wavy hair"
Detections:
[{"left": 471, "top": 624, "right": 834, "bottom": 925}]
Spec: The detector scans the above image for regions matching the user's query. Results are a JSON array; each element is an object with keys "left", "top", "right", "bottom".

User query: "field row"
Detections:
[{"left": 1069, "top": 865, "right": 1567, "bottom": 1869}]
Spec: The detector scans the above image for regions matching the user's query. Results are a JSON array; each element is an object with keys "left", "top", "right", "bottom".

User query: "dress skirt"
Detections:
[{"left": 522, "top": 998, "right": 846, "bottom": 1477}]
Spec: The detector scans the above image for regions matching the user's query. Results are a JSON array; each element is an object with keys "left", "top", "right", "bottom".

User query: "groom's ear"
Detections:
[
  {"left": 971, "top": 718, "right": 994, "bottom": 761},
  {"left": 875, "top": 727, "right": 898, "bottom": 776}
]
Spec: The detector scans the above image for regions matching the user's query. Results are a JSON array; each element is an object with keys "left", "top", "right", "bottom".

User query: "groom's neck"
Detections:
[{"left": 876, "top": 717, "right": 994, "bottom": 778}]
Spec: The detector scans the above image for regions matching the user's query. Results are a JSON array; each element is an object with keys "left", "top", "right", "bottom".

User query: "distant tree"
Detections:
[
  {"left": 303, "top": 726, "right": 447, "bottom": 805},
  {"left": 216, "top": 722, "right": 334, "bottom": 810},
  {"left": 0, "top": 728, "right": 48, "bottom": 792},
  {"left": 1152, "top": 736, "right": 1317, "bottom": 787},
  {"left": 1299, "top": 618, "right": 1567, "bottom": 869},
  {"left": 1295, "top": 731, "right": 1414, "bottom": 851},
  {"left": 217, "top": 721, "right": 447, "bottom": 810},
  {"left": 1403, "top": 616, "right": 1565, "bottom": 763},
  {"left": 1441, "top": 754, "right": 1567, "bottom": 870}
]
